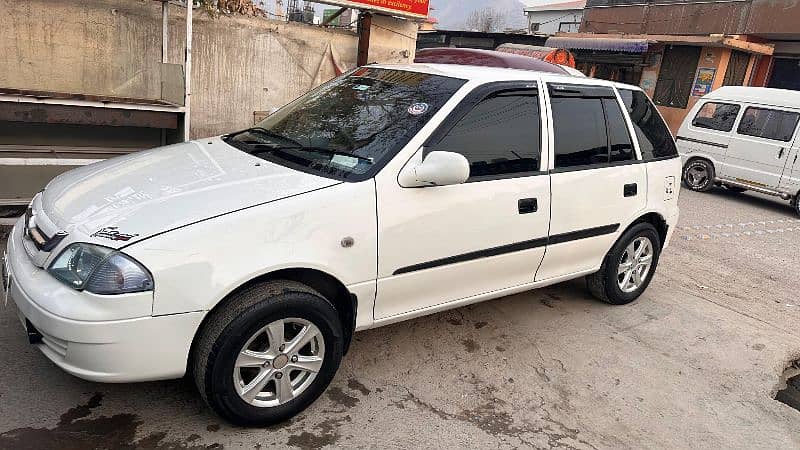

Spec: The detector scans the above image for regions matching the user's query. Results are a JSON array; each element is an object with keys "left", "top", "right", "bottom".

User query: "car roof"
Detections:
[
  {"left": 703, "top": 86, "right": 800, "bottom": 109},
  {"left": 370, "top": 63, "right": 642, "bottom": 92}
]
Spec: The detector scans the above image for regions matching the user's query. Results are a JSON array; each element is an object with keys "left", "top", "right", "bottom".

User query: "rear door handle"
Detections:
[
  {"left": 778, "top": 148, "right": 785, "bottom": 159},
  {"left": 518, "top": 198, "right": 538, "bottom": 214},
  {"left": 624, "top": 183, "right": 638, "bottom": 197}
]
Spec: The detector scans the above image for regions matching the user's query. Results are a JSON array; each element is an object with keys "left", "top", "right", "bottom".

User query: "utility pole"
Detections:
[
  {"left": 162, "top": 1, "right": 169, "bottom": 63},
  {"left": 184, "top": 0, "right": 192, "bottom": 141},
  {"left": 357, "top": 12, "right": 372, "bottom": 66}
]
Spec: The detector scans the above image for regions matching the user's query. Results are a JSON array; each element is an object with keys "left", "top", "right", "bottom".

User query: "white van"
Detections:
[{"left": 677, "top": 86, "right": 800, "bottom": 215}]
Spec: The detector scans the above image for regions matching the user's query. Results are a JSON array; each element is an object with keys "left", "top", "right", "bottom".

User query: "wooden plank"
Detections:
[
  {"left": 0, "top": 87, "right": 181, "bottom": 107},
  {"left": 0, "top": 103, "right": 179, "bottom": 129}
]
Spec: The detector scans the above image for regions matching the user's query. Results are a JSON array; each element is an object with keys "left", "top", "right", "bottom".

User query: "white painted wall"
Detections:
[{"left": 526, "top": 9, "right": 583, "bottom": 35}]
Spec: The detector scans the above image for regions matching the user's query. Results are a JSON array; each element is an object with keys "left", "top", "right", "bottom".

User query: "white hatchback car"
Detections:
[
  {"left": 4, "top": 64, "right": 680, "bottom": 425},
  {"left": 677, "top": 86, "right": 800, "bottom": 215}
]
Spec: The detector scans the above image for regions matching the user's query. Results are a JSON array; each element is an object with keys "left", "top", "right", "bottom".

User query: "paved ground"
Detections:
[{"left": 2, "top": 188, "right": 800, "bottom": 449}]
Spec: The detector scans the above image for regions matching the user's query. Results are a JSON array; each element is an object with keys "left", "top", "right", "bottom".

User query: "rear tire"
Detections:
[
  {"left": 587, "top": 223, "right": 661, "bottom": 305},
  {"left": 192, "top": 280, "right": 343, "bottom": 426},
  {"left": 682, "top": 159, "right": 715, "bottom": 192}
]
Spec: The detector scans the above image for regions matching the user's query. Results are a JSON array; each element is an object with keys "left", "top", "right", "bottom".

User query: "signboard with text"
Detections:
[{"left": 315, "top": 0, "right": 430, "bottom": 19}]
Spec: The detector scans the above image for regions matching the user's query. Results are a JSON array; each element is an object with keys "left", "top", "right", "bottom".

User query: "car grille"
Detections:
[{"left": 22, "top": 200, "right": 68, "bottom": 264}]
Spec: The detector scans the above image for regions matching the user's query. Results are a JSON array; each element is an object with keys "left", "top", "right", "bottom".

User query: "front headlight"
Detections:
[{"left": 48, "top": 243, "right": 154, "bottom": 294}]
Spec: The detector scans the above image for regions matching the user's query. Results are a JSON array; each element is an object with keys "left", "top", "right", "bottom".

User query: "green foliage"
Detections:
[{"left": 198, "top": 0, "right": 265, "bottom": 17}]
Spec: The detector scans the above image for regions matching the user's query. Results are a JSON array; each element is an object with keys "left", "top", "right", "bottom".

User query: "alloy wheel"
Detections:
[
  {"left": 233, "top": 318, "right": 325, "bottom": 407},
  {"left": 617, "top": 236, "right": 654, "bottom": 293}
]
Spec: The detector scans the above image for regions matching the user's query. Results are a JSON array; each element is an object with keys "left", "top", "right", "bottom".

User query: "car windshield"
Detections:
[{"left": 223, "top": 68, "right": 466, "bottom": 181}]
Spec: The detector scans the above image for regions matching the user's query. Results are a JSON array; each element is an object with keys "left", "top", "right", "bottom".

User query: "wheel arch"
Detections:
[
  {"left": 623, "top": 211, "right": 669, "bottom": 248},
  {"left": 187, "top": 267, "right": 358, "bottom": 375}
]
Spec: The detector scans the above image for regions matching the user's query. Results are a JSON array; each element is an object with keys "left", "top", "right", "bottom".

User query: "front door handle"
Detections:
[
  {"left": 778, "top": 148, "right": 785, "bottom": 159},
  {"left": 518, "top": 198, "right": 538, "bottom": 214},
  {"left": 624, "top": 183, "right": 638, "bottom": 197}
]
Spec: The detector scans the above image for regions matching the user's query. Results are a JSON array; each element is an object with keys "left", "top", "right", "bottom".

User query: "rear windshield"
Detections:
[{"left": 223, "top": 68, "right": 466, "bottom": 182}]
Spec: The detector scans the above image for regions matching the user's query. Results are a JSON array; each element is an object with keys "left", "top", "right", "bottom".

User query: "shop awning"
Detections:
[{"left": 545, "top": 37, "right": 651, "bottom": 53}]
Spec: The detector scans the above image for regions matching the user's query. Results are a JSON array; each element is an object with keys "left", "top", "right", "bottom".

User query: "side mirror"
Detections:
[{"left": 402, "top": 151, "right": 470, "bottom": 187}]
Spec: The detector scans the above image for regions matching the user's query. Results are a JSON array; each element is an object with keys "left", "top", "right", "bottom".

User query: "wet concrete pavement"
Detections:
[{"left": 2, "top": 188, "right": 800, "bottom": 449}]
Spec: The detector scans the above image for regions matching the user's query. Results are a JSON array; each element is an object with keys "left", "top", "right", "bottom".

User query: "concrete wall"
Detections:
[{"left": 0, "top": 0, "right": 418, "bottom": 138}]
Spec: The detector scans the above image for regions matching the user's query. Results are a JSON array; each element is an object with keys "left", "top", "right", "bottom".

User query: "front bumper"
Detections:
[{"left": 5, "top": 221, "right": 204, "bottom": 383}]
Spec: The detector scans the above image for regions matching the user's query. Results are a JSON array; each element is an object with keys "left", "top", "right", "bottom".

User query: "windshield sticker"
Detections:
[
  {"left": 330, "top": 154, "right": 360, "bottom": 168},
  {"left": 408, "top": 103, "right": 430, "bottom": 116},
  {"left": 352, "top": 84, "right": 370, "bottom": 91},
  {"left": 92, "top": 227, "right": 139, "bottom": 242}
]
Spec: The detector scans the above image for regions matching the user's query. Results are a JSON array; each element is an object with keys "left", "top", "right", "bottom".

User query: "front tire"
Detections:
[
  {"left": 682, "top": 159, "right": 715, "bottom": 192},
  {"left": 587, "top": 223, "right": 661, "bottom": 305},
  {"left": 192, "top": 280, "right": 343, "bottom": 426}
]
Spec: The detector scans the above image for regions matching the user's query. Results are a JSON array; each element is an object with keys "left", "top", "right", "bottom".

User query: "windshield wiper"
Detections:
[
  {"left": 279, "top": 146, "right": 374, "bottom": 164},
  {"left": 226, "top": 127, "right": 302, "bottom": 148}
]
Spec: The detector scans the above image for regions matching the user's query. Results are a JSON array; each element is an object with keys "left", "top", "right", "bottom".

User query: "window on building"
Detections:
[
  {"left": 432, "top": 90, "right": 541, "bottom": 180},
  {"left": 737, "top": 107, "right": 800, "bottom": 142},
  {"left": 619, "top": 89, "right": 679, "bottom": 160},
  {"left": 558, "top": 22, "right": 581, "bottom": 33},
  {"left": 723, "top": 50, "right": 750, "bottom": 86},
  {"left": 653, "top": 46, "right": 701, "bottom": 109},
  {"left": 692, "top": 102, "right": 741, "bottom": 132},
  {"left": 550, "top": 85, "right": 633, "bottom": 168}
]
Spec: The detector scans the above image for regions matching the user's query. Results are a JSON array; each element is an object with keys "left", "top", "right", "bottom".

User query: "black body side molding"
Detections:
[{"left": 393, "top": 224, "right": 620, "bottom": 275}]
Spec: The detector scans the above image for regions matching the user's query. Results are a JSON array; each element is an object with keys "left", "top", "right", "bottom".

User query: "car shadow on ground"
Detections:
[{"left": 703, "top": 187, "right": 796, "bottom": 216}]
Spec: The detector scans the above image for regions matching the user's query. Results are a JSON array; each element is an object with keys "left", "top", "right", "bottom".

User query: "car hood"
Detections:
[{"left": 40, "top": 137, "right": 340, "bottom": 248}]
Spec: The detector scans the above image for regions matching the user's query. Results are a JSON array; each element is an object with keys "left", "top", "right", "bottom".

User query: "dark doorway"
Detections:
[
  {"left": 723, "top": 50, "right": 750, "bottom": 86},
  {"left": 653, "top": 46, "right": 701, "bottom": 109},
  {"left": 768, "top": 58, "right": 800, "bottom": 91}
]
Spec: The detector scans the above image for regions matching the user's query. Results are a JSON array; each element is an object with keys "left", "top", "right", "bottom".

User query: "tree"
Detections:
[
  {"left": 199, "top": 0, "right": 265, "bottom": 17},
  {"left": 463, "top": 7, "right": 508, "bottom": 33}
]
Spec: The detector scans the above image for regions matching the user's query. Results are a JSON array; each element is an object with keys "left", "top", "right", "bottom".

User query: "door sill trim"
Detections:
[
  {"left": 368, "top": 268, "right": 599, "bottom": 330},
  {"left": 716, "top": 177, "right": 792, "bottom": 200}
]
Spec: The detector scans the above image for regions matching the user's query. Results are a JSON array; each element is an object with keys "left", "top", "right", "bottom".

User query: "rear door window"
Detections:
[
  {"left": 692, "top": 102, "right": 741, "bottom": 132},
  {"left": 549, "top": 84, "right": 634, "bottom": 169},
  {"left": 619, "top": 89, "right": 678, "bottom": 160},
  {"left": 736, "top": 107, "right": 800, "bottom": 142},
  {"left": 551, "top": 96, "right": 609, "bottom": 168}
]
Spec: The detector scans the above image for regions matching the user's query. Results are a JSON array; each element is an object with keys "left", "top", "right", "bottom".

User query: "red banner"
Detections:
[{"left": 315, "top": 0, "right": 430, "bottom": 19}]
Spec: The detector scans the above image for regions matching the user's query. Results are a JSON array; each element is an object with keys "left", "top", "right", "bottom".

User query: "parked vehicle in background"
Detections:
[
  {"left": 415, "top": 47, "right": 584, "bottom": 77},
  {"left": 677, "top": 86, "right": 800, "bottom": 215},
  {"left": 4, "top": 64, "right": 680, "bottom": 426}
]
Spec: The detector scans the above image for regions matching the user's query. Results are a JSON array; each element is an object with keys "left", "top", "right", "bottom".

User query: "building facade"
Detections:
[
  {"left": 525, "top": 1, "right": 586, "bottom": 35},
  {"left": 581, "top": 0, "right": 800, "bottom": 91},
  {"left": 540, "top": 0, "right": 796, "bottom": 133}
]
